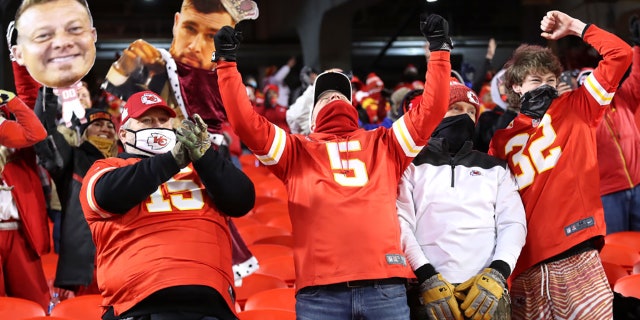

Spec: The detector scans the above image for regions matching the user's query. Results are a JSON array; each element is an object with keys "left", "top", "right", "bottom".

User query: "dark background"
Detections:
[{"left": 1, "top": 0, "right": 639, "bottom": 96}]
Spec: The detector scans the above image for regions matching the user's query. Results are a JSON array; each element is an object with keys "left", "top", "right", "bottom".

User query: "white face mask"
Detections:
[{"left": 125, "top": 128, "right": 176, "bottom": 157}]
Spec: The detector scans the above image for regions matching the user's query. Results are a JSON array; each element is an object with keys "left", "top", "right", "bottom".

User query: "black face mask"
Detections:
[
  {"left": 520, "top": 84, "right": 558, "bottom": 119},
  {"left": 432, "top": 113, "right": 475, "bottom": 153}
]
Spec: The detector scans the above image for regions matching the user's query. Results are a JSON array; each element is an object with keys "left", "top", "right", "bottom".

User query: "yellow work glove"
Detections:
[
  {"left": 420, "top": 273, "right": 463, "bottom": 320},
  {"left": 454, "top": 268, "right": 506, "bottom": 320}
]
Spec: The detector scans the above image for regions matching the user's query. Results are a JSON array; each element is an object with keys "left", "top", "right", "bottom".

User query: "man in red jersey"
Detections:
[
  {"left": 80, "top": 91, "right": 255, "bottom": 320},
  {"left": 488, "top": 10, "right": 633, "bottom": 320},
  {"left": 213, "top": 14, "right": 452, "bottom": 320}
]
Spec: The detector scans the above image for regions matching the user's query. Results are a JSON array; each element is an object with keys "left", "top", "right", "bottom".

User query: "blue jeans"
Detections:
[
  {"left": 601, "top": 184, "right": 640, "bottom": 234},
  {"left": 296, "top": 281, "right": 410, "bottom": 320}
]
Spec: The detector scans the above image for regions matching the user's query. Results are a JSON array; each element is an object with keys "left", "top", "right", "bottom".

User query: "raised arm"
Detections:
[
  {"left": 0, "top": 91, "right": 46, "bottom": 148},
  {"left": 390, "top": 14, "right": 452, "bottom": 161},
  {"left": 215, "top": 26, "right": 287, "bottom": 158}
]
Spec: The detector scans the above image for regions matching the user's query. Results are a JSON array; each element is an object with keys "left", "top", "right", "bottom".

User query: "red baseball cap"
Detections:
[{"left": 120, "top": 91, "right": 176, "bottom": 124}]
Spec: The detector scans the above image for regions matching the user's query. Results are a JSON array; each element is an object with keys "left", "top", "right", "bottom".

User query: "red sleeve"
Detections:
[
  {"left": 585, "top": 25, "right": 632, "bottom": 94},
  {"left": 404, "top": 51, "right": 451, "bottom": 144},
  {"left": 217, "top": 61, "right": 285, "bottom": 156},
  {"left": 11, "top": 61, "right": 41, "bottom": 109},
  {"left": 615, "top": 46, "right": 640, "bottom": 114},
  {"left": 0, "top": 97, "right": 47, "bottom": 148},
  {"left": 387, "top": 51, "right": 451, "bottom": 168}
]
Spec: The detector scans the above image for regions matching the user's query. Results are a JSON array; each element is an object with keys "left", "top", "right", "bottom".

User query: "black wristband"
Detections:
[
  {"left": 581, "top": 23, "right": 592, "bottom": 39},
  {"left": 415, "top": 263, "right": 437, "bottom": 284},
  {"left": 489, "top": 260, "right": 511, "bottom": 280}
]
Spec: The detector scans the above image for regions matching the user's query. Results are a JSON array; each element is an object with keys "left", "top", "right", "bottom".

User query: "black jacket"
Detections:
[{"left": 33, "top": 88, "right": 102, "bottom": 289}]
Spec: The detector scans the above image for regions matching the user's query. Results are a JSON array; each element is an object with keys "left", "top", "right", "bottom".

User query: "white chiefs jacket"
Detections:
[{"left": 397, "top": 139, "right": 527, "bottom": 283}]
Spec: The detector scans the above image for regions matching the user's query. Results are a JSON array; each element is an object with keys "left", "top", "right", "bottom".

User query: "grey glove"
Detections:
[
  {"left": 420, "top": 13, "right": 453, "bottom": 52},
  {"left": 177, "top": 114, "right": 211, "bottom": 162}
]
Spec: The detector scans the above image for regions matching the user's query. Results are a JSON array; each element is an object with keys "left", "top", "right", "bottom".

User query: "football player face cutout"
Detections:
[
  {"left": 13, "top": 0, "right": 97, "bottom": 88},
  {"left": 170, "top": 5, "right": 235, "bottom": 71}
]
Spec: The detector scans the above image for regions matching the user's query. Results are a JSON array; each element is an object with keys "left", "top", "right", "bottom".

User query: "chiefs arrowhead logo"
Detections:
[
  {"left": 147, "top": 132, "right": 169, "bottom": 149},
  {"left": 141, "top": 92, "right": 161, "bottom": 105}
]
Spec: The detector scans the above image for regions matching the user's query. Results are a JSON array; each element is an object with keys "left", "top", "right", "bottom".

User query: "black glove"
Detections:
[
  {"left": 212, "top": 25, "right": 243, "bottom": 62},
  {"left": 0, "top": 90, "right": 15, "bottom": 105},
  {"left": 420, "top": 13, "right": 453, "bottom": 52},
  {"left": 630, "top": 15, "right": 640, "bottom": 46}
]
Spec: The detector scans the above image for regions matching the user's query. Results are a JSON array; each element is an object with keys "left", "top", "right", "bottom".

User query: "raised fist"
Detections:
[
  {"left": 212, "top": 26, "right": 243, "bottom": 62},
  {"left": 114, "top": 39, "right": 164, "bottom": 76},
  {"left": 420, "top": 14, "right": 453, "bottom": 52}
]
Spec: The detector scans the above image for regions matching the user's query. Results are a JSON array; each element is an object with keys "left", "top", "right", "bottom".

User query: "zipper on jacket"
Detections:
[
  {"left": 449, "top": 158, "right": 455, "bottom": 188},
  {"left": 604, "top": 114, "right": 634, "bottom": 188}
]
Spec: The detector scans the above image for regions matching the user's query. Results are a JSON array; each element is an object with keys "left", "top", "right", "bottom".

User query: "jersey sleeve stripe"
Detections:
[
  {"left": 256, "top": 124, "right": 287, "bottom": 165},
  {"left": 584, "top": 73, "right": 614, "bottom": 105},
  {"left": 392, "top": 116, "right": 424, "bottom": 157},
  {"left": 86, "top": 167, "right": 117, "bottom": 218}
]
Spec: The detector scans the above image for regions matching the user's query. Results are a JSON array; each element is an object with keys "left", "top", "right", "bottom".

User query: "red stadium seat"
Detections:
[
  {"left": 601, "top": 261, "right": 630, "bottom": 287},
  {"left": 613, "top": 274, "right": 640, "bottom": 299},
  {"left": 253, "top": 234, "right": 295, "bottom": 248},
  {"left": 237, "top": 309, "right": 296, "bottom": 320},
  {"left": 234, "top": 274, "right": 288, "bottom": 309},
  {"left": 50, "top": 294, "right": 103, "bottom": 320},
  {"left": 23, "top": 317, "right": 75, "bottom": 320},
  {"left": 237, "top": 225, "right": 291, "bottom": 246},
  {"left": 244, "top": 287, "right": 296, "bottom": 312},
  {"left": 251, "top": 202, "right": 289, "bottom": 224},
  {"left": 266, "top": 214, "right": 292, "bottom": 233},
  {"left": 0, "top": 296, "right": 46, "bottom": 318},
  {"left": 231, "top": 216, "right": 262, "bottom": 229},
  {"left": 255, "top": 255, "right": 296, "bottom": 287},
  {"left": 600, "top": 243, "right": 640, "bottom": 273},
  {"left": 605, "top": 231, "right": 640, "bottom": 253},
  {"left": 248, "top": 244, "right": 294, "bottom": 263}
]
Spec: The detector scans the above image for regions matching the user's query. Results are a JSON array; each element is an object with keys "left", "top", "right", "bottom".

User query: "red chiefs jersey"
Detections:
[
  {"left": 489, "top": 25, "right": 632, "bottom": 278},
  {"left": 80, "top": 158, "right": 235, "bottom": 316},
  {"left": 217, "top": 51, "right": 451, "bottom": 290}
]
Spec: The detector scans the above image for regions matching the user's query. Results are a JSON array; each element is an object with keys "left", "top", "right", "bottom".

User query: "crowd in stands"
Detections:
[{"left": 1, "top": 0, "right": 640, "bottom": 319}]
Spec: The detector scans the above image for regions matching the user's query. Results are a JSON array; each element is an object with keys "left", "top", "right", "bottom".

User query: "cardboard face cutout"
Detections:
[{"left": 12, "top": 0, "right": 96, "bottom": 89}]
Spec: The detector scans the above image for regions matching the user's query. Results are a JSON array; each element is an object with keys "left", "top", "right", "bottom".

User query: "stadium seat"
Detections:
[
  {"left": 600, "top": 243, "right": 640, "bottom": 273},
  {"left": 23, "top": 317, "right": 75, "bottom": 320},
  {"left": 253, "top": 234, "right": 294, "bottom": 248},
  {"left": 602, "top": 261, "right": 630, "bottom": 287},
  {"left": 0, "top": 296, "right": 46, "bottom": 318},
  {"left": 231, "top": 216, "right": 262, "bottom": 229},
  {"left": 605, "top": 231, "right": 640, "bottom": 253},
  {"left": 255, "top": 255, "right": 296, "bottom": 287},
  {"left": 237, "top": 225, "right": 291, "bottom": 246},
  {"left": 255, "top": 179, "right": 288, "bottom": 200},
  {"left": 237, "top": 309, "right": 296, "bottom": 320},
  {"left": 613, "top": 274, "right": 640, "bottom": 299},
  {"left": 234, "top": 274, "right": 288, "bottom": 309},
  {"left": 251, "top": 206, "right": 289, "bottom": 225},
  {"left": 266, "top": 214, "right": 292, "bottom": 233},
  {"left": 243, "top": 287, "right": 296, "bottom": 312},
  {"left": 248, "top": 244, "right": 294, "bottom": 263},
  {"left": 50, "top": 294, "right": 103, "bottom": 320}
]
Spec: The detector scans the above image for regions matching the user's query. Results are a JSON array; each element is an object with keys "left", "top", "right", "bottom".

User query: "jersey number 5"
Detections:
[
  {"left": 146, "top": 167, "right": 205, "bottom": 212},
  {"left": 326, "top": 141, "right": 369, "bottom": 187},
  {"left": 504, "top": 116, "right": 562, "bottom": 189}
]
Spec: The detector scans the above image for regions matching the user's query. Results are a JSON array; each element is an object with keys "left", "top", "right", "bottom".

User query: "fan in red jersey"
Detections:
[{"left": 488, "top": 10, "right": 632, "bottom": 320}]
